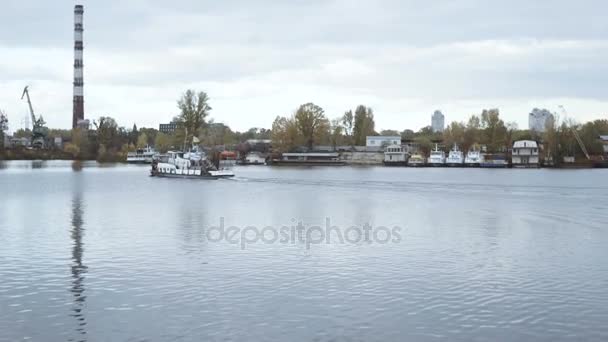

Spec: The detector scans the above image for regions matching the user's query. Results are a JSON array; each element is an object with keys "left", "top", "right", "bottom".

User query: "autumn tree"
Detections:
[
  {"left": 271, "top": 116, "right": 299, "bottom": 153},
  {"left": 442, "top": 122, "right": 466, "bottom": 149},
  {"left": 294, "top": 102, "right": 328, "bottom": 150}
]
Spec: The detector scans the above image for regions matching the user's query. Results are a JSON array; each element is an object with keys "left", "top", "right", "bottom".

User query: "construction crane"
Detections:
[
  {"left": 559, "top": 105, "right": 590, "bottom": 160},
  {"left": 21, "top": 86, "right": 48, "bottom": 148}
]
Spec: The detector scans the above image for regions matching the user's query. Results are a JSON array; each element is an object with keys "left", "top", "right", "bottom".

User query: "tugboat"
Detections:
[
  {"left": 150, "top": 149, "right": 235, "bottom": 179},
  {"left": 446, "top": 143, "right": 464, "bottom": 167},
  {"left": 464, "top": 149, "right": 483, "bottom": 167},
  {"left": 427, "top": 144, "right": 446, "bottom": 167}
]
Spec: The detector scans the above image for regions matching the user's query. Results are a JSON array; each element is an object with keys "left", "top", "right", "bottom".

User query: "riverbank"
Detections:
[{"left": 0, "top": 149, "right": 125, "bottom": 163}]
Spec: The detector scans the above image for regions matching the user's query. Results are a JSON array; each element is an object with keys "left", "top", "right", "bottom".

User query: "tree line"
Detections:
[
  {"left": 1, "top": 90, "right": 270, "bottom": 161},
  {"left": 2, "top": 91, "right": 606, "bottom": 164},
  {"left": 270, "top": 103, "right": 607, "bottom": 163},
  {"left": 271, "top": 103, "right": 377, "bottom": 152}
]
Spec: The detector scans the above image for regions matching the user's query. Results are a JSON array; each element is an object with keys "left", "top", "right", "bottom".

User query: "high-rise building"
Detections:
[
  {"left": 431, "top": 110, "right": 445, "bottom": 133},
  {"left": 72, "top": 5, "right": 85, "bottom": 129},
  {"left": 528, "top": 108, "right": 554, "bottom": 132}
]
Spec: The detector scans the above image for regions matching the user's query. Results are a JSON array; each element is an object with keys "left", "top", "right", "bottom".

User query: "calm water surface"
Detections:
[{"left": 1, "top": 161, "right": 608, "bottom": 341}]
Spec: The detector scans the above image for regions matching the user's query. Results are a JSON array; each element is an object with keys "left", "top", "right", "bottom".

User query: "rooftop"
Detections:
[{"left": 513, "top": 140, "right": 538, "bottom": 148}]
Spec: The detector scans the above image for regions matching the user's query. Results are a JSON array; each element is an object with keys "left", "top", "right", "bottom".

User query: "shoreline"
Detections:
[{"left": 1, "top": 158, "right": 606, "bottom": 169}]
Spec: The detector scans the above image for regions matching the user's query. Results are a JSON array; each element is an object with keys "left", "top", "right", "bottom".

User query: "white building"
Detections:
[
  {"left": 512, "top": 140, "right": 540, "bottom": 168},
  {"left": 366, "top": 136, "right": 401, "bottom": 148},
  {"left": 431, "top": 110, "right": 445, "bottom": 133},
  {"left": 529, "top": 108, "right": 554, "bottom": 132}
]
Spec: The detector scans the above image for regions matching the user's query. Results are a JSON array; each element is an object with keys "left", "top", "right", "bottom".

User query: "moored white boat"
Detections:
[
  {"left": 446, "top": 144, "right": 464, "bottom": 167},
  {"left": 127, "top": 146, "right": 158, "bottom": 164},
  {"left": 407, "top": 153, "right": 426, "bottom": 166},
  {"left": 465, "top": 150, "right": 483, "bottom": 167},
  {"left": 427, "top": 144, "right": 446, "bottom": 166}
]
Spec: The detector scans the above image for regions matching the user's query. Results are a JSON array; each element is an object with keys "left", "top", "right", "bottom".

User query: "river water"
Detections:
[{"left": 1, "top": 160, "right": 607, "bottom": 341}]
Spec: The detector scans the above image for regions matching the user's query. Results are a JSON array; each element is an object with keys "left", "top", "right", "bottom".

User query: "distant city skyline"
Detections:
[{"left": 1, "top": 1, "right": 607, "bottom": 133}]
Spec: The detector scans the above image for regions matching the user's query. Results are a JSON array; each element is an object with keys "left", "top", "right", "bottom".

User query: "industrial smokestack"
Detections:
[{"left": 72, "top": 4, "right": 84, "bottom": 129}]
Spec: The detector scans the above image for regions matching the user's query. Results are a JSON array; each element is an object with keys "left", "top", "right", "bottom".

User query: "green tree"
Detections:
[
  {"left": 0, "top": 110, "right": 8, "bottom": 150},
  {"left": 401, "top": 129, "right": 415, "bottom": 140},
  {"left": 330, "top": 119, "right": 344, "bottom": 149},
  {"left": 294, "top": 102, "right": 328, "bottom": 150},
  {"left": 71, "top": 128, "right": 90, "bottom": 160},
  {"left": 64, "top": 142, "right": 80, "bottom": 159},
  {"left": 480, "top": 109, "right": 506, "bottom": 153},
  {"left": 131, "top": 123, "right": 139, "bottom": 145},
  {"left": 136, "top": 127, "right": 157, "bottom": 147},
  {"left": 341, "top": 110, "right": 354, "bottom": 146},
  {"left": 463, "top": 115, "right": 481, "bottom": 151},
  {"left": 136, "top": 132, "right": 149, "bottom": 148},
  {"left": 414, "top": 136, "right": 433, "bottom": 156},
  {"left": 353, "top": 105, "right": 375, "bottom": 145},
  {"left": 177, "top": 90, "right": 212, "bottom": 144},
  {"left": 94, "top": 116, "right": 119, "bottom": 149},
  {"left": 380, "top": 129, "right": 400, "bottom": 136},
  {"left": 202, "top": 122, "right": 236, "bottom": 146},
  {"left": 154, "top": 132, "right": 171, "bottom": 153}
]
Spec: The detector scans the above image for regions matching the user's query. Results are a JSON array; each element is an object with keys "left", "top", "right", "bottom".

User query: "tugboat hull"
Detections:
[{"left": 150, "top": 170, "right": 219, "bottom": 179}]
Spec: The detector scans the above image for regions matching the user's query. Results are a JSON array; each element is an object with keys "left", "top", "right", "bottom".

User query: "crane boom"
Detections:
[
  {"left": 572, "top": 128, "right": 591, "bottom": 160},
  {"left": 559, "top": 105, "right": 591, "bottom": 161},
  {"left": 21, "top": 86, "right": 36, "bottom": 128}
]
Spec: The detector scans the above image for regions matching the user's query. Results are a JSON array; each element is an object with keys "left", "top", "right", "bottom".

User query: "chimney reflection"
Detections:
[{"left": 70, "top": 179, "right": 88, "bottom": 341}]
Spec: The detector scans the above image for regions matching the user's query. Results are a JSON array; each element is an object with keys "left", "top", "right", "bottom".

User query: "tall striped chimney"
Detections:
[{"left": 72, "top": 5, "right": 84, "bottom": 129}]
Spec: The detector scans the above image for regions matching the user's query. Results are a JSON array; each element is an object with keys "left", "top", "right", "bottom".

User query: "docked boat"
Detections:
[
  {"left": 127, "top": 146, "right": 158, "bottom": 164},
  {"left": 271, "top": 152, "right": 345, "bottom": 166},
  {"left": 446, "top": 144, "right": 464, "bottom": 167},
  {"left": 427, "top": 144, "right": 446, "bottom": 166},
  {"left": 151, "top": 151, "right": 235, "bottom": 179},
  {"left": 383, "top": 144, "right": 409, "bottom": 166},
  {"left": 407, "top": 153, "right": 426, "bottom": 166},
  {"left": 238, "top": 152, "right": 266, "bottom": 165},
  {"left": 480, "top": 153, "right": 508, "bottom": 168},
  {"left": 464, "top": 150, "right": 483, "bottom": 167}
]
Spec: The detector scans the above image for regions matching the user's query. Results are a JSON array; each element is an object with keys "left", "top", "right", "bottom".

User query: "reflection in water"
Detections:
[
  {"left": 31, "top": 160, "right": 46, "bottom": 169},
  {"left": 71, "top": 161, "right": 83, "bottom": 172},
  {"left": 70, "top": 179, "right": 88, "bottom": 342}
]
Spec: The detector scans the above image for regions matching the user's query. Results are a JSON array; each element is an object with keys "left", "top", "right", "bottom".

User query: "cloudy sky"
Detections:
[{"left": 1, "top": 0, "right": 607, "bottom": 133}]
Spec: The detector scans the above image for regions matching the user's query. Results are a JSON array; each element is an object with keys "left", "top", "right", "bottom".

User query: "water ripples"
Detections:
[{"left": 1, "top": 163, "right": 608, "bottom": 341}]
